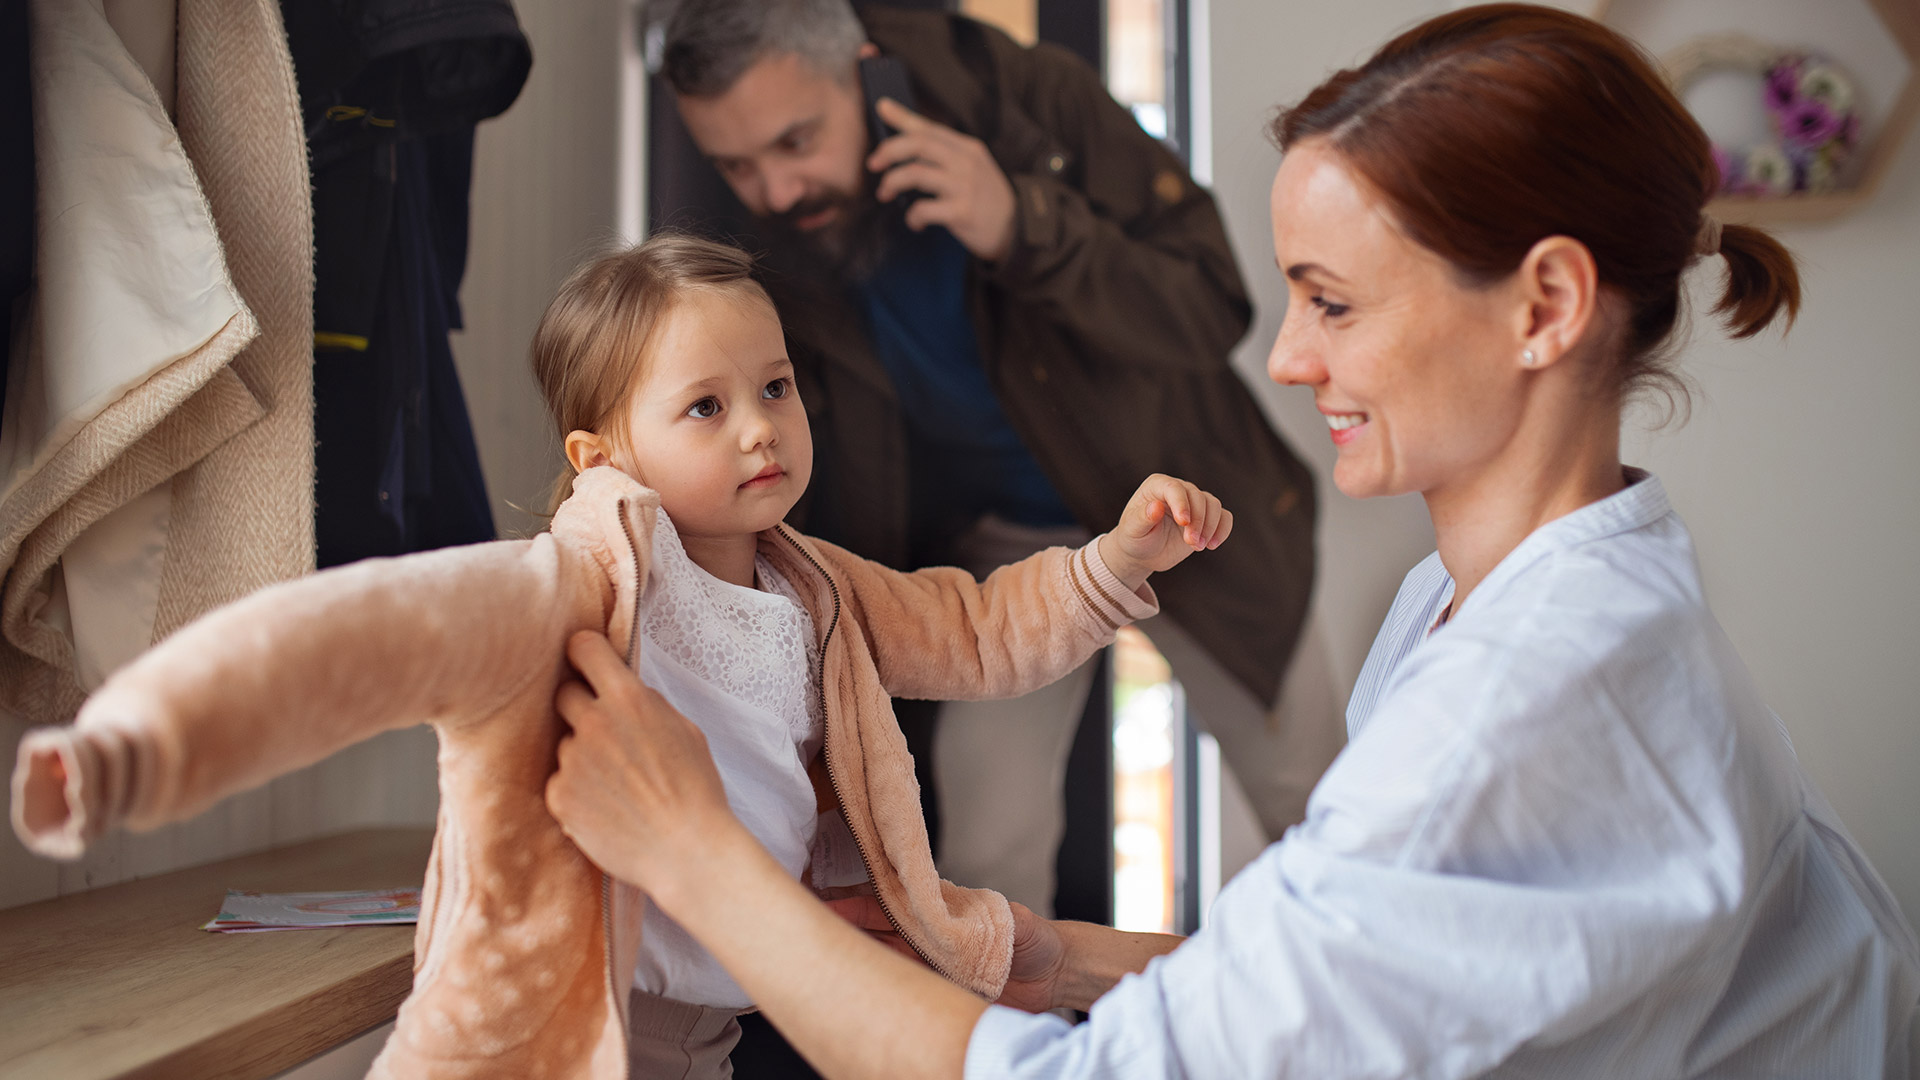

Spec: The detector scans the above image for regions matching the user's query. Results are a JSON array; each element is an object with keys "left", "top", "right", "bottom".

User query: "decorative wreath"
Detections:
[{"left": 1663, "top": 34, "right": 1861, "bottom": 197}]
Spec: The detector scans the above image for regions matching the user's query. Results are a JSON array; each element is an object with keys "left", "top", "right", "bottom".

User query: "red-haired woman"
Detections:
[{"left": 543, "top": 6, "right": 1919, "bottom": 1077}]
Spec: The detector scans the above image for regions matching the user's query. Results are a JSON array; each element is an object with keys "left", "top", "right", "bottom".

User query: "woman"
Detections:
[{"left": 543, "top": 6, "right": 1920, "bottom": 1077}]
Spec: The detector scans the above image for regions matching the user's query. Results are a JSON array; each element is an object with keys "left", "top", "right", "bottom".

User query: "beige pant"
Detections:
[
  {"left": 628, "top": 987, "right": 746, "bottom": 1080},
  {"left": 932, "top": 516, "right": 1345, "bottom": 916}
]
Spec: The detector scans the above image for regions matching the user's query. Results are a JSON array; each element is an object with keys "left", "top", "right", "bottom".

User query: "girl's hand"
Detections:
[
  {"left": 1099, "top": 474, "right": 1233, "bottom": 589},
  {"left": 545, "top": 631, "right": 748, "bottom": 907}
]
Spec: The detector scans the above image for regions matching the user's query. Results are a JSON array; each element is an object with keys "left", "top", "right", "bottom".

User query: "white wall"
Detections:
[
  {"left": 1204, "top": 0, "right": 1918, "bottom": 926},
  {"left": 454, "top": 0, "right": 635, "bottom": 539}
]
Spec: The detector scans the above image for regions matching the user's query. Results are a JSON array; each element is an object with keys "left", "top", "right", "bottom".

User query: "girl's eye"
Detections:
[
  {"left": 763, "top": 378, "right": 790, "bottom": 400},
  {"left": 686, "top": 397, "right": 720, "bottom": 420},
  {"left": 1310, "top": 295, "right": 1351, "bottom": 318}
]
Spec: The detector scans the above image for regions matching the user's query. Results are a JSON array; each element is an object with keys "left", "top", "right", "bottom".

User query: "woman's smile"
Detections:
[{"left": 1322, "top": 409, "right": 1369, "bottom": 446}]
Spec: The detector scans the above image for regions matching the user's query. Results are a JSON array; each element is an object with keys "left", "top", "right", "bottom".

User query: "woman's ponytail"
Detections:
[{"left": 1713, "top": 222, "right": 1802, "bottom": 339}]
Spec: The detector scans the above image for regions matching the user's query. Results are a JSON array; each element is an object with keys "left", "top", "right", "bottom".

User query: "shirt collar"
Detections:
[{"left": 1454, "top": 467, "right": 1670, "bottom": 620}]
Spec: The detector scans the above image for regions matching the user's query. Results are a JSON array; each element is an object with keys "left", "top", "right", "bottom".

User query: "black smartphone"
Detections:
[{"left": 859, "top": 54, "right": 916, "bottom": 151}]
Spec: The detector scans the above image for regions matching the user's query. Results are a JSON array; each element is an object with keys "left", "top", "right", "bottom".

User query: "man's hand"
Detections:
[
  {"left": 868, "top": 97, "right": 1018, "bottom": 263},
  {"left": 544, "top": 631, "right": 746, "bottom": 906},
  {"left": 1099, "top": 473, "right": 1233, "bottom": 589}
]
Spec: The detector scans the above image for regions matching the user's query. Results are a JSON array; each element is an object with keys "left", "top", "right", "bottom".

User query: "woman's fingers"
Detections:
[
  {"left": 825, "top": 896, "right": 930, "bottom": 965},
  {"left": 824, "top": 895, "right": 895, "bottom": 934},
  {"left": 566, "top": 630, "right": 630, "bottom": 697},
  {"left": 554, "top": 678, "right": 597, "bottom": 729}
]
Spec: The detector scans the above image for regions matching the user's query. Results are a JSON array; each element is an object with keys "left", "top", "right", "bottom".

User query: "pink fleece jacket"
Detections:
[{"left": 10, "top": 467, "right": 1157, "bottom": 1078}]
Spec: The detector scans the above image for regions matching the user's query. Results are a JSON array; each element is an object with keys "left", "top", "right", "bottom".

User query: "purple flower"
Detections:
[
  {"left": 1711, "top": 144, "right": 1738, "bottom": 192},
  {"left": 1765, "top": 61, "right": 1801, "bottom": 112},
  {"left": 1778, "top": 99, "right": 1842, "bottom": 147}
]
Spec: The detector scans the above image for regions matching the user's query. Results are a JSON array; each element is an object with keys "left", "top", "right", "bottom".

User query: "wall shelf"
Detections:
[
  {"left": 1462, "top": 0, "right": 1917, "bottom": 225},
  {"left": 0, "top": 828, "right": 431, "bottom": 1080}
]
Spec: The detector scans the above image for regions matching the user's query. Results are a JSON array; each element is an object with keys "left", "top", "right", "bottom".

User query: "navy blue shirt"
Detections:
[{"left": 855, "top": 223, "right": 1075, "bottom": 555}]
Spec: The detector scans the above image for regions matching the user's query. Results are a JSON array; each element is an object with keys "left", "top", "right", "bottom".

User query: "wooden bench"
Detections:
[{"left": 0, "top": 828, "right": 433, "bottom": 1080}]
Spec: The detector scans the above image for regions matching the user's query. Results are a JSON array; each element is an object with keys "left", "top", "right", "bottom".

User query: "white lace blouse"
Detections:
[{"left": 630, "top": 511, "right": 865, "bottom": 1009}]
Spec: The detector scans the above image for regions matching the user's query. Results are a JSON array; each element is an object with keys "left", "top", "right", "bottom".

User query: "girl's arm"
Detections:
[
  {"left": 12, "top": 536, "right": 602, "bottom": 858},
  {"left": 823, "top": 474, "right": 1231, "bottom": 702},
  {"left": 544, "top": 631, "right": 1184, "bottom": 1080}
]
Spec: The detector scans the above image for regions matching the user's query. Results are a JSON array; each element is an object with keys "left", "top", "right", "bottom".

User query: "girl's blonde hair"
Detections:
[{"left": 531, "top": 232, "right": 773, "bottom": 511}]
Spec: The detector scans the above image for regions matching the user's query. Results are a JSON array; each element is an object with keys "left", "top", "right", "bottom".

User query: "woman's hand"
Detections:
[
  {"left": 825, "top": 893, "right": 1070, "bottom": 1014},
  {"left": 996, "top": 902, "right": 1069, "bottom": 1013},
  {"left": 544, "top": 630, "right": 745, "bottom": 905},
  {"left": 1099, "top": 473, "right": 1234, "bottom": 589},
  {"left": 550, "top": 634, "right": 987, "bottom": 1080}
]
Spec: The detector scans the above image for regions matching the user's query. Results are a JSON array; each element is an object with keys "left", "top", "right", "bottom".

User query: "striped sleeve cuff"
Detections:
[{"left": 1068, "top": 538, "right": 1160, "bottom": 632}]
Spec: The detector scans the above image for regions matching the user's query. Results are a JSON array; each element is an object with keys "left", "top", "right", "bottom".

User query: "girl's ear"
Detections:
[{"left": 565, "top": 430, "right": 615, "bottom": 474}]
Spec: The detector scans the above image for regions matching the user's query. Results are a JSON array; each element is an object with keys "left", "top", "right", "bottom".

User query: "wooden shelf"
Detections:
[
  {"left": 0, "top": 828, "right": 433, "bottom": 1080},
  {"left": 1645, "top": 0, "right": 1918, "bottom": 226}
]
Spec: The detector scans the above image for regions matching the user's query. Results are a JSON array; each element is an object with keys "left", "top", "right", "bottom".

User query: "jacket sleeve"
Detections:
[
  {"left": 9, "top": 535, "right": 605, "bottom": 859},
  {"left": 982, "top": 34, "right": 1252, "bottom": 374},
  {"left": 825, "top": 536, "right": 1158, "bottom": 703}
]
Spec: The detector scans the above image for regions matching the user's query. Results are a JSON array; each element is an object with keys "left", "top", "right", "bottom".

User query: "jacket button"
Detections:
[
  {"left": 1272, "top": 489, "right": 1298, "bottom": 517},
  {"left": 1031, "top": 365, "right": 1049, "bottom": 383},
  {"left": 1153, "top": 169, "right": 1185, "bottom": 206}
]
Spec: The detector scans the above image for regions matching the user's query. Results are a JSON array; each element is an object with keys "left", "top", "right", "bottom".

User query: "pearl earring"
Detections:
[{"left": 1522, "top": 348, "right": 1538, "bottom": 367}]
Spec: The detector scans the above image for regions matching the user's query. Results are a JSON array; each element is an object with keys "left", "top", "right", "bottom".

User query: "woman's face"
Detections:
[{"left": 1266, "top": 139, "right": 1533, "bottom": 502}]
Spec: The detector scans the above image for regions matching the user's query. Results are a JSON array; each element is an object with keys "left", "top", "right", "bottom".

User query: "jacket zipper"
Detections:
[
  {"left": 601, "top": 503, "right": 649, "bottom": 1030},
  {"left": 775, "top": 528, "right": 965, "bottom": 986}
]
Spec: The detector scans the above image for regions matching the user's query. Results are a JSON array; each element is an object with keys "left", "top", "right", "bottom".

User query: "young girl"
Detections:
[{"left": 11, "top": 233, "right": 1232, "bottom": 1080}]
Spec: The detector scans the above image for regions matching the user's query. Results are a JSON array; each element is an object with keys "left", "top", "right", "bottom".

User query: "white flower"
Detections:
[
  {"left": 1797, "top": 63, "right": 1855, "bottom": 115},
  {"left": 1743, "top": 142, "right": 1796, "bottom": 196}
]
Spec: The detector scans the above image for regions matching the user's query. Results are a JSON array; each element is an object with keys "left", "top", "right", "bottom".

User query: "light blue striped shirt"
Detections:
[{"left": 966, "top": 471, "right": 1919, "bottom": 1078}]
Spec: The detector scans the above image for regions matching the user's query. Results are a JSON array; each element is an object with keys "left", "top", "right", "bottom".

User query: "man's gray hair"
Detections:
[{"left": 654, "top": 0, "right": 866, "bottom": 97}]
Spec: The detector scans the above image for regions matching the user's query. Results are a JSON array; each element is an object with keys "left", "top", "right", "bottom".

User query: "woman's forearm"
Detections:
[
  {"left": 1051, "top": 920, "right": 1185, "bottom": 1012},
  {"left": 656, "top": 825, "right": 987, "bottom": 1080}
]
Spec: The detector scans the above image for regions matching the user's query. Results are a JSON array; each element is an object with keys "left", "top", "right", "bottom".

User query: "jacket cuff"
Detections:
[
  {"left": 10, "top": 724, "right": 131, "bottom": 860},
  {"left": 1069, "top": 539, "right": 1159, "bottom": 632},
  {"left": 987, "top": 173, "right": 1067, "bottom": 290}
]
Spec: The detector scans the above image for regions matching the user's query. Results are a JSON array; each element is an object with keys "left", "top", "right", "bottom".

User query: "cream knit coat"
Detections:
[
  {"left": 11, "top": 467, "right": 1157, "bottom": 1077},
  {"left": 0, "top": 0, "right": 313, "bottom": 724}
]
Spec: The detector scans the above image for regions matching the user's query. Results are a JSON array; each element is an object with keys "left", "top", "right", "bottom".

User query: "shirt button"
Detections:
[{"left": 1047, "top": 153, "right": 1065, "bottom": 173}]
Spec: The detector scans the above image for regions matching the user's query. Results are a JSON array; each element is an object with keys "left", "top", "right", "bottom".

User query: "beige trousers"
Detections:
[
  {"left": 932, "top": 516, "right": 1345, "bottom": 916},
  {"left": 628, "top": 987, "right": 746, "bottom": 1080}
]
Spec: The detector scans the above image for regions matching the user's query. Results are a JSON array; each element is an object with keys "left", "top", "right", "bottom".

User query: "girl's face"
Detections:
[
  {"left": 1264, "top": 139, "right": 1533, "bottom": 502},
  {"left": 603, "top": 288, "right": 813, "bottom": 541}
]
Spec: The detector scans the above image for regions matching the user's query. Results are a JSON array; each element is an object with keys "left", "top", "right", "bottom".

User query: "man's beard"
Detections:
[{"left": 760, "top": 173, "right": 907, "bottom": 284}]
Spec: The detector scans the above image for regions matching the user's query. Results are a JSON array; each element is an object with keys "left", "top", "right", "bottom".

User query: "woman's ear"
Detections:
[
  {"left": 1515, "top": 235, "right": 1599, "bottom": 370},
  {"left": 565, "top": 430, "right": 615, "bottom": 474}
]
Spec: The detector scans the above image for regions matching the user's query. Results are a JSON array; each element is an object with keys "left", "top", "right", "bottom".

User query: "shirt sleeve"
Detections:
[{"left": 960, "top": 593, "right": 1759, "bottom": 1079}]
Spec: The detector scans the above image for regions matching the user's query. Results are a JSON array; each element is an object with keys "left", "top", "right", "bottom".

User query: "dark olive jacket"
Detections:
[{"left": 773, "top": 6, "right": 1316, "bottom": 707}]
